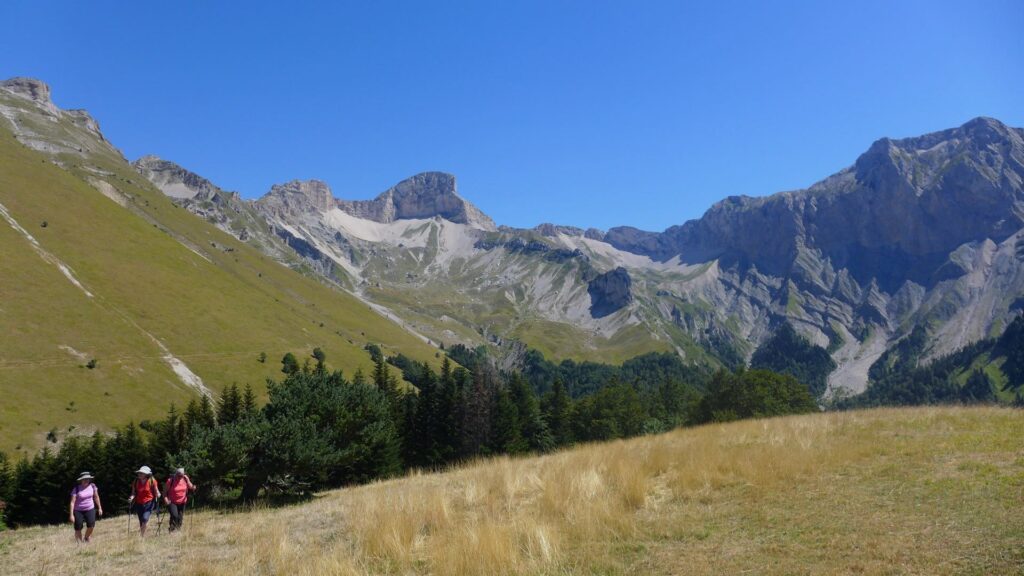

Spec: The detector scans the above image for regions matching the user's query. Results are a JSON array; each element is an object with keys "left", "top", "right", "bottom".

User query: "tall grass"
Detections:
[{"left": 3, "top": 407, "right": 1023, "bottom": 575}]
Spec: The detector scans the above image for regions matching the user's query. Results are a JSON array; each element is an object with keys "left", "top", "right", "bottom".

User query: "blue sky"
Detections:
[{"left": 1, "top": 1, "right": 1021, "bottom": 231}]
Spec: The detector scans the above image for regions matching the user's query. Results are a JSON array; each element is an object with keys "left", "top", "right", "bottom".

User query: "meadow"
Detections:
[{"left": 3, "top": 406, "right": 1022, "bottom": 575}]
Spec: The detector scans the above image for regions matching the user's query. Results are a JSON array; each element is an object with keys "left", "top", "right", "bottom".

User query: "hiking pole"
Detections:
[
  {"left": 126, "top": 499, "right": 132, "bottom": 535},
  {"left": 155, "top": 499, "right": 164, "bottom": 535}
]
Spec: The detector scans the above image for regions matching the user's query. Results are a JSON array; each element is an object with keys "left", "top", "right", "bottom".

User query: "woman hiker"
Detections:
[
  {"left": 68, "top": 471, "right": 103, "bottom": 543},
  {"left": 163, "top": 467, "right": 197, "bottom": 532},
  {"left": 128, "top": 465, "right": 161, "bottom": 537}
]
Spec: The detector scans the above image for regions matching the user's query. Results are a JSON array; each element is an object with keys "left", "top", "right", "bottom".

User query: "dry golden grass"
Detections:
[{"left": 3, "top": 407, "right": 1023, "bottom": 575}]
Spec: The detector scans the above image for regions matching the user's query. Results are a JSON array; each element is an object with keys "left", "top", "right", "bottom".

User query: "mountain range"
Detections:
[
  {"left": 2, "top": 76, "right": 1022, "bottom": 450},
  {"left": 130, "top": 104, "right": 1024, "bottom": 395}
]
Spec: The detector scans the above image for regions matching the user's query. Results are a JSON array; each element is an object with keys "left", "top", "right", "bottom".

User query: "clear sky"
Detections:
[{"left": 1, "top": 1, "right": 1021, "bottom": 231}]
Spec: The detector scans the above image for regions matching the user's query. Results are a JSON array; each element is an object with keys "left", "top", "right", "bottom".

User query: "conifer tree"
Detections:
[
  {"left": 242, "top": 384, "right": 258, "bottom": 416},
  {"left": 462, "top": 363, "right": 495, "bottom": 457},
  {"left": 217, "top": 384, "right": 243, "bottom": 425},
  {"left": 542, "top": 378, "right": 572, "bottom": 446},
  {"left": 490, "top": 385, "right": 527, "bottom": 454}
]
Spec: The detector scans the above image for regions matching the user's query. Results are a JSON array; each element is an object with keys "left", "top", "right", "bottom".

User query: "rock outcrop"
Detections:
[
  {"left": 337, "top": 172, "right": 496, "bottom": 230},
  {"left": 0, "top": 77, "right": 58, "bottom": 114},
  {"left": 257, "top": 179, "right": 337, "bottom": 218},
  {"left": 0, "top": 77, "right": 118, "bottom": 157},
  {"left": 133, "top": 155, "right": 222, "bottom": 200},
  {"left": 588, "top": 267, "right": 633, "bottom": 318}
]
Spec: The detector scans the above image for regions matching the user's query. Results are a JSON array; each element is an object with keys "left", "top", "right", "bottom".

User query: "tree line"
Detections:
[
  {"left": 840, "top": 315, "right": 1024, "bottom": 408},
  {"left": 0, "top": 346, "right": 819, "bottom": 528}
]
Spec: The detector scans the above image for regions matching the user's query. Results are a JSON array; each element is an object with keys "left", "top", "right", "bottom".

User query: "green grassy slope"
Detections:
[{"left": 0, "top": 114, "right": 440, "bottom": 455}]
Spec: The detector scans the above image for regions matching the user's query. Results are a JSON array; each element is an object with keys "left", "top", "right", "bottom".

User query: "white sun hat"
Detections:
[{"left": 136, "top": 465, "right": 152, "bottom": 475}]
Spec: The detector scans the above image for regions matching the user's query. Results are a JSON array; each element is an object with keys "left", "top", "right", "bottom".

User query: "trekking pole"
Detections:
[
  {"left": 185, "top": 491, "right": 195, "bottom": 532},
  {"left": 126, "top": 499, "right": 132, "bottom": 535},
  {"left": 155, "top": 499, "right": 163, "bottom": 535}
]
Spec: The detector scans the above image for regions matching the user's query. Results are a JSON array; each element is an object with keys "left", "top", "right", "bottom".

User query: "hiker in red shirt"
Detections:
[
  {"left": 128, "top": 465, "right": 161, "bottom": 537},
  {"left": 163, "top": 467, "right": 197, "bottom": 533}
]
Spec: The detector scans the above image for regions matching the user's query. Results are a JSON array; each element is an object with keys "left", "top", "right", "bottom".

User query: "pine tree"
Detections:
[
  {"left": 371, "top": 355, "right": 404, "bottom": 432},
  {"left": 198, "top": 395, "right": 217, "bottom": 430},
  {"left": 411, "top": 363, "right": 442, "bottom": 466},
  {"left": 508, "top": 373, "right": 553, "bottom": 452},
  {"left": 242, "top": 384, "right": 258, "bottom": 416},
  {"left": 490, "top": 384, "right": 527, "bottom": 454},
  {"left": 542, "top": 378, "right": 572, "bottom": 446},
  {"left": 462, "top": 364, "right": 495, "bottom": 457},
  {"left": 435, "top": 358, "right": 461, "bottom": 463},
  {"left": 352, "top": 368, "right": 367, "bottom": 387},
  {"left": 149, "top": 403, "right": 183, "bottom": 469},
  {"left": 217, "top": 384, "right": 243, "bottom": 425}
]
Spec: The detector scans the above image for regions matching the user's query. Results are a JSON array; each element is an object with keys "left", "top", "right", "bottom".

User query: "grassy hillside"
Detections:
[
  {"left": 0, "top": 104, "right": 440, "bottom": 455},
  {"left": 3, "top": 407, "right": 1022, "bottom": 575}
]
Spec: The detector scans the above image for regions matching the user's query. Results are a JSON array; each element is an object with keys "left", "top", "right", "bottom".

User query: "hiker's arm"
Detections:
[
  {"left": 187, "top": 476, "right": 197, "bottom": 491},
  {"left": 129, "top": 482, "right": 136, "bottom": 502},
  {"left": 69, "top": 493, "right": 76, "bottom": 523},
  {"left": 94, "top": 487, "right": 103, "bottom": 516}
]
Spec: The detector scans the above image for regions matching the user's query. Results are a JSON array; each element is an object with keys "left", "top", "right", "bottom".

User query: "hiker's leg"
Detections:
[
  {"left": 167, "top": 502, "right": 180, "bottom": 531},
  {"left": 83, "top": 509, "right": 96, "bottom": 542},
  {"left": 179, "top": 501, "right": 187, "bottom": 528},
  {"left": 74, "top": 510, "right": 85, "bottom": 541},
  {"left": 137, "top": 502, "right": 153, "bottom": 537}
]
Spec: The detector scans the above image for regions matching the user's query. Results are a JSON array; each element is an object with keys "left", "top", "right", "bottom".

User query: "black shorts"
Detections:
[{"left": 74, "top": 508, "right": 97, "bottom": 530}]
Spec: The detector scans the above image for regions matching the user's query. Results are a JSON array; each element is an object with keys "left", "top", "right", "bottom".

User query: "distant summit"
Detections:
[
  {"left": 132, "top": 155, "right": 226, "bottom": 200},
  {"left": 0, "top": 77, "right": 56, "bottom": 111},
  {"left": 256, "top": 171, "right": 497, "bottom": 230}
]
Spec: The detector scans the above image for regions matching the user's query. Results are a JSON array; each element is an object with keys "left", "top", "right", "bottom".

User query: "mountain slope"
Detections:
[{"left": 0, "top": 79, "right": 440, "bottom": 454}]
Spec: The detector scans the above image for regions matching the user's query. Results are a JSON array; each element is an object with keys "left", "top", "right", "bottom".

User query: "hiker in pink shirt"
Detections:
[
  {"left": 68, "top": 471, "right": 103, "bottom": 543},
  {"left": 163, "top": 467, "right": 197, "bottom": 532}
]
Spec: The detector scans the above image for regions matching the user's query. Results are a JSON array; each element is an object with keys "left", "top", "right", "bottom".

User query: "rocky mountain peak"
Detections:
[
  {"left": 132, "top": 155, "right": 221, "bottom": 200},
  {"left": 1, "top": 77, "right": 62, "bottom": 117},
  {"left": 337, "top": 171, "right": 497, "bottom": 230},
  {"left": 258, "top": 179, "right": 337, "bottom": 217},
  {"left": 960, "top": 116, "right": 1013, "bottom": 144},
  {"left": 0, "top": 77, "right": 54, "bottom": 105}
]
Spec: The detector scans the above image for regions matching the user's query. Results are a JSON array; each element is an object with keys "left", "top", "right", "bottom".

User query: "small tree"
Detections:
[
  {"left": 281, "top": 352, "right": 299, "bottom": 375},
  {"left": 85, "top": 359, "right": 97, "bottom": 370},
  {"left": 312, "top": 348, "right": 327, "bottom": 372},
  {"left": 258, "top": 352, "right": 267, "bottom": 364}
]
